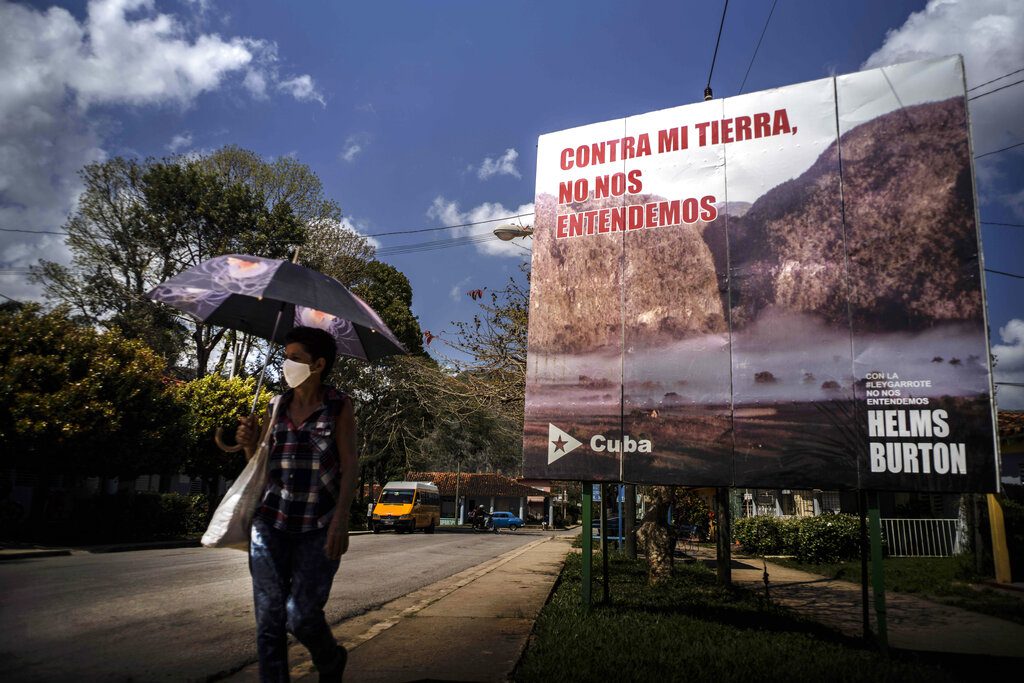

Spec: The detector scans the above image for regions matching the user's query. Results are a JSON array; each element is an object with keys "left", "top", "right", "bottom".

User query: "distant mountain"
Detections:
[
  {"left": 528, "top": 96, "right": 981, "bottom": 355},
  {"left": 728, "top": 96, "right": 980, "bottom": 332}
]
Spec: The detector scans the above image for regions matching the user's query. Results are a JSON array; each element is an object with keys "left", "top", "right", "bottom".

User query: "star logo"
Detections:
[{"left": 548, "top": 424, "right": 583, "bottom": 464}]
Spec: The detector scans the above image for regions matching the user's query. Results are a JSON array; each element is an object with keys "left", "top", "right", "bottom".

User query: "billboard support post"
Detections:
[
  {"left": 624, "top": 484, "right": 637, "bottom": 559},
  {"left": 618, "top": 485, "right": 624, "bottom": 550},
  {"left": 867, "top": 491, "right": 888, "bottom": 652},
  {"left": 602, "top": 483, "right": 611, "bottom": 604},
  {"left": 581, "top": 482, "right": 592, "bottom": 610},
  {"left": 858, "top": 490, "right": 871, "bottom": 641},
  {"left": 716, "top": 487, "right": 732, "bottom": 586},
  {"left": 987, "top": 494, "right": 1013, "bottom": 583}
]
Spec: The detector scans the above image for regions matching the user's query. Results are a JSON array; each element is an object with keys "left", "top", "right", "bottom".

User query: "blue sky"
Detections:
[{"left": 1, "top": 0, "right": 1022, "bottom": 406}]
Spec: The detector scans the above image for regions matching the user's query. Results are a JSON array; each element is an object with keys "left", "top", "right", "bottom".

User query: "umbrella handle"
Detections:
[{"left": 214, "top": 426, "right": 244, "bottom": 453}]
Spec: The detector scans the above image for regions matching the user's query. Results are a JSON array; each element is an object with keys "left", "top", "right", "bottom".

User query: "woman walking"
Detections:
[{"left": 237, "top": 326, "right": 357, "bottom": 682}]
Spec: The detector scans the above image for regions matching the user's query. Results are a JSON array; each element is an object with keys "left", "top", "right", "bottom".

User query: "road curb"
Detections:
[{"left": 0, "top": 549, "right": 73, "bottom": 562}]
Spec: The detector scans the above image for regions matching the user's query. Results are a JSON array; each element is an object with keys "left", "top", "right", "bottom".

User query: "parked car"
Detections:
[{"left": 488, "top": 511, "right": 524, "bottom": 532}]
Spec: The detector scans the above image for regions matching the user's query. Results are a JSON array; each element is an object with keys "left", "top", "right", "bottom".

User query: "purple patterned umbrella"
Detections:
[{"left": 147, "top": 254, "right": 407, "bottom": 362}]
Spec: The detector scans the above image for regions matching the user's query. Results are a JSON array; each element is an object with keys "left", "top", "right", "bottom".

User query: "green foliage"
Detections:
[
  {"left": 0, "top": 305, "right": 185, "bottom": 479},
  {"left": 672, "top": 490, "right": 711, "bottom": 533},
  {"left": 32, "top": 154, "right": 312, "bottom": 375},
  {"left": 734, "top": 515, "right": 788, "bottom": 555},
  {"left": 735, "top": 514, "right": 859, "bottom": 562},
  {"left": 350, "top": 260, "right": 424, "bottom": 355},
  {"left": 171, "top": 375, "right": 270, "bottom": 484},
  {"left": 795, "top": 514, "right": 860, "bottom": 563}
]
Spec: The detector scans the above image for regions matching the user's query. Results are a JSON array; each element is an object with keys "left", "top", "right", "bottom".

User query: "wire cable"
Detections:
[
  {"left": 366, "top": 212, "right": 534, "bottom": 237},
  {"left": 985, "top": 267, "right": 1024, "bottom": 280},
  {"left": 706, "top": 0, "right": 731, "bottom": 95},
  {"left": 968, "top": 66, "right": 1024, "bottom": 92},
  {"left": 982, "top": 221, "right": 1024, "bottom": 228},
  {"left": 0, "top": 227, "right": 68, "bottom": 235},
  {"left": 975, "top": 140, "right": 1024, "bottom": 159},
  {"left": 738, "top": 0, "right": 779, "bottom": 95},
  {"left": 0, "top": 211, "right": 538, "bottom": 240},
  {"left": 968, "top": 77, "right": 1024, "bottom": 101}
]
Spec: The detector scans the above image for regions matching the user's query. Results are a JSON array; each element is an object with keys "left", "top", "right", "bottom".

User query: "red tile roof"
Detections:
[
  {"left": 407, "top": 472, "right": 550, "bottom": 498},
  {"left": 999, "top": 411, "right": 1024, "bottom": 441}
]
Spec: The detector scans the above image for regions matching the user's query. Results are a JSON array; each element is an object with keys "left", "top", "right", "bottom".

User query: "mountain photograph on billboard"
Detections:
[{"left": 523, "top": 55, "right": 999, "bottom": 493}]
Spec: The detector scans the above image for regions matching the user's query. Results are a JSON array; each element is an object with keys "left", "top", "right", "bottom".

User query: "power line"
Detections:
[
  {"left": 705, "top": 0, "right": 731, "bottom": 98},
  {"left": 968, "top": 66, "right": 1024, "bottom": 92},
  {"left": 968, "top": 77, "right": 1024, "bottom": 101},
  {"left": 0, "top": 227, "right": 68, "bottom": 235},
  {"left": 996, "top": 382, "right": 1024, "bottom": 388},
  {"left": 366, "top": 212, "right": 534, "bottom": 237},
  {"left": 738, "top": 0, "right": 779, "bottom": 95},
  {"left": 985, "top": 267, "right": 1024, "bottom": 280},
  {"left": 982, "top": 221, "right": 1024, "bottom": 228},
  {"left": 0, "top": 212, "right": 537, "bottom": 240},
  {"left": 975, "top": 140, "right": 1024, "bottom": 159}
]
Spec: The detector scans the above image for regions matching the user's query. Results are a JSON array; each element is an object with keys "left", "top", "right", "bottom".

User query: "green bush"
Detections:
[
  {"left": 734, "top": 515, "right": 786, "bottom": 555},
  {"left": 796, "top": 514, "right": 860, "bottom": 563},
  {"left": 779, "top": 517, "right": 801, "bottom": 556},
  {"left": 735, "top": 514, "right": 860, "bottom": 562}
]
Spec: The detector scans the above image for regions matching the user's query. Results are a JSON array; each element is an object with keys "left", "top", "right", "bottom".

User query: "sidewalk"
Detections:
[
  {"left": 691, "top": 546, "right": 1024, "bottom": 658},
  {"left": 226, "top": 533, "right": 573, "bottom": 682}
]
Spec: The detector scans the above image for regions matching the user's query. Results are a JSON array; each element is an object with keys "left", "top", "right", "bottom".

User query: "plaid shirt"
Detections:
[{"left": 256, "top": 386, "right": 347, "bottom": 533}]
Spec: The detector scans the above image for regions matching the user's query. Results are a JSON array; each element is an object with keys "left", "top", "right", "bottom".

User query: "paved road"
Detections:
[{"left": 0, "top": 529, "right": 546, "bottom": 681}]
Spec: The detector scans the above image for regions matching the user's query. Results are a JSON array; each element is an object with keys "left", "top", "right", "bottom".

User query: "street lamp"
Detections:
[{"left": 493, "top": 224, "right": 534, "bottom": 241}]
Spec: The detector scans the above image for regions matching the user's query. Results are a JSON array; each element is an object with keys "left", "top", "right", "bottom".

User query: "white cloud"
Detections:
[
  {"left": 243, "top": 69, "right": 268, "bottom": 99},
  {"left": 278, "top": 75, "right": 325, "bottom": 106},
  {"left": 427, "top": 196, "right": 534, "bottom": 259},
  {"left": 340, "top": 133, "right": 371, "bottom": 163},
  {"left": 477, "top": 148, "right": 521, "bottom": 180},
  {"left": 862, "top": 0, "right": 1024, "bottom": 158},
  {"left": 993, "top": 319, "right": 1024, "bottom": 410},
  {"left": 166, "top": 132, "right": 193, "bottom": 153},
  {"left": 339, "top": 216, "right": 381, "bottom": 249},
  {"left": 449, "top": 276, "right": 472, "bottom": 303},
  {"left": 0, "top": 0, "right": 320, "bottom": 300}
]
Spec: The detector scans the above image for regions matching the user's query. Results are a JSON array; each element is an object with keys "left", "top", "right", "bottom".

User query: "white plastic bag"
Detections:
[{"left": 201, "top": 397, "right": 281, "bottom": 550}]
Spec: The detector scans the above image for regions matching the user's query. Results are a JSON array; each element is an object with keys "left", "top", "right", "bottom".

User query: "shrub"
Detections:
[
  {"left": 734, "top": 515, "right": 786, "bottom": 555},
  {"left": 795, "top": 514, "right": 860, "bottom": 563},
  {"left": 735, "top": 513, "right": 860, "bottom": 562}
]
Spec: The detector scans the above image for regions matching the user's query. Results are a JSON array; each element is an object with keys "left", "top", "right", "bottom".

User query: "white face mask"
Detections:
[{"left": 282, "top": 359, "right": 312, "bottom": 388}]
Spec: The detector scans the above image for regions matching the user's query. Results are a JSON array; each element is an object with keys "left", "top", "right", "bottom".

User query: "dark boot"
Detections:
[{"left": 317, "top": 645, "right": 347, "bottom": 683}]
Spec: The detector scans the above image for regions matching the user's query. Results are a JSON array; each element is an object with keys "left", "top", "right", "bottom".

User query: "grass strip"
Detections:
[{"left": 516, "top": 553, "right": 960, "bottom": 682}]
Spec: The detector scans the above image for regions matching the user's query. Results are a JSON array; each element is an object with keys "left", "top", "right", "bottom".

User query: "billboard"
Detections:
[{"left": 523, "top": 56, "right": 999, "bottom": 493}]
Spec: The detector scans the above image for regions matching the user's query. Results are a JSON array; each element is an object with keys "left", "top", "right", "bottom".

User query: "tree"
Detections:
[
  {"left": 0, "top": 305, "right": 185, "bottom": 524},
  {"left": 32, "top": 156, "right": 305, "bottom": 376},
  {"left": 171, "top": 375, "right": 270, "bottom": 503},
  {"left": 198, "top": 146, "right": 379, "bottom": 373},
  {"left": 351, "top": 260, "right": 425, "bottom": 355},
  {"left": 440, "top": 265, "right": 529, "bottom": 425}
]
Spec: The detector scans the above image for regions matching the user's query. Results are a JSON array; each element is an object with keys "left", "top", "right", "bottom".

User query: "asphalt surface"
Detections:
[{"left": 0, "top": 528, "right": 547, "bottom": 682}]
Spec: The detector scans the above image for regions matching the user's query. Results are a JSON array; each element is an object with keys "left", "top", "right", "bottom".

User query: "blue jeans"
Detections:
[{"left": 249, "top": 517, "right": 342, "bottom": 682}]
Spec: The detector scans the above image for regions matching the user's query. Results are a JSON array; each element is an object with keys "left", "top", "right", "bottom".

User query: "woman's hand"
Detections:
[
  {"left": 325, "top": 523, "right": 349, "bottom": 561},
  {"left": 236, "top": 415, "right": 260, "bottom": 456}
]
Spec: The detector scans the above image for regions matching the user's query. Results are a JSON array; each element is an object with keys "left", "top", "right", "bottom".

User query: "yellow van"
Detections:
[{"left": 371, "top": 481, "right": 441, "bottom": 534}]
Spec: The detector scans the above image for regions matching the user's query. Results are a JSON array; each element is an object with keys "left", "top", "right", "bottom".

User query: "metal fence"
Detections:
[{"left": 881, "top": 518, "right": 960, "bottom": 557}]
